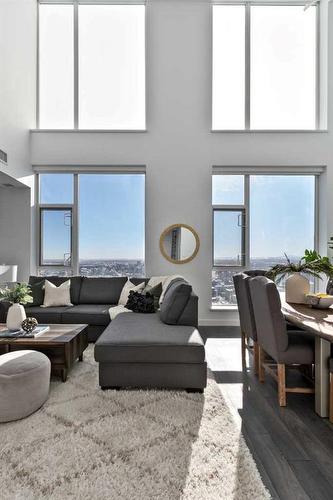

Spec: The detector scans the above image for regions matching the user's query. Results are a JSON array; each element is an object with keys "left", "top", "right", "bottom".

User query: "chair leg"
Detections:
[
  {"left": 277, "top": 363, "right": 286, "bottom": 407},
  {"left": 241, "top": 330, "right": 246, "bottom": 371},
  {"left": 254, "top": 342, "right": 259, "bottom": 376},
  {"left": 330, "top": 374, "right": 333, "bottom": 424},
  {"left": 258, "top": 346, "right": 265, "bottom": 383}
]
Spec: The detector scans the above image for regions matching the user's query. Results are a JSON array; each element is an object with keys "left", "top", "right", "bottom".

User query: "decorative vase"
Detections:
[
  {"left": 6, "top": 303, "right": 26, "bottom": 331},
  {"left": 285, "top": 273, "right": 310, "bottom": 304}
]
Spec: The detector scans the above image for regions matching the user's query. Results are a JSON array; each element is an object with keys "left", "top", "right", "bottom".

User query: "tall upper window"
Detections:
[
  {"left": 212, "top": 4, "right": 317, "bottom": 130},
  {"left": 212, "top": 173, "right": 317, "bottom": 305},
  {"left": 38, "top": 2, "right": 146, "bottom": 130},
  {"left": 39, "top": 4, "right": 74, "bottom": 128}
]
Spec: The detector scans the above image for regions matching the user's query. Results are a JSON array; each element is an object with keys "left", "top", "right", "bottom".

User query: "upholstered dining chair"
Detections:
[
  {"left": 248, "top": 276, "right": 315, "bottom": 407},
  {"left": 233, "top": 270, "right": 267, "bottom": 374}
]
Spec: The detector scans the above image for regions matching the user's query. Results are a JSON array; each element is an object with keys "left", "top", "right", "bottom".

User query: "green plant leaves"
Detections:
[{"left": 0, "top": 283, "right": 33, "bottom": 305}]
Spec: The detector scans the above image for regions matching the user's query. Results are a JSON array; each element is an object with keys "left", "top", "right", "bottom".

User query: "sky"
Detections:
[
  {"left": 41, "top": 174, "right": 145, "bottom": 261},
  {"left": 213, "top": 175, "right": 315, "bottom": 261}
]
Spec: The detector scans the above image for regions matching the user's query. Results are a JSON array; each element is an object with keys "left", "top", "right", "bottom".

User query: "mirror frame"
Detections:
[{"left": 159, "top": 223, "right": 200, "bottom": 264}]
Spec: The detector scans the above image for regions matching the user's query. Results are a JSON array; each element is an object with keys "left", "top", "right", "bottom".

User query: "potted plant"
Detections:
[
  {"left": 0, "top": 283, "right": 33, "bottom": 330},
  {"left": 266, "top": 251, "right": 333, "bottom": 304}
]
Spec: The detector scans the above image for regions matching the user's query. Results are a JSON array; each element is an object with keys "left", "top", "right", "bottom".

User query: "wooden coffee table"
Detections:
[{"left": 0, "top": 324, "right": 88, "bottom": 382}]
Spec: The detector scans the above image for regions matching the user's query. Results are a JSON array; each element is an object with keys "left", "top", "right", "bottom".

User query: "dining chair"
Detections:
[
  {"left": 248, "top": 276, "right": 315, "bottom": 407},
  {"left": 233, "top": 271, "right": 266, "bottom": 374}
]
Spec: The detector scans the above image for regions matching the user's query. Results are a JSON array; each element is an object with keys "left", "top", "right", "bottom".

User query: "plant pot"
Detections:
[
  {"left": 285, "top": 273, "right": 310, "bottom": 304},
  {"left": 6, "top": 303, "right": 26, "bottom": 331}
]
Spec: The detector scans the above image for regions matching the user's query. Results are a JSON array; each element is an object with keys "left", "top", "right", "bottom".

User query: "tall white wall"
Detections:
[
  {"left": 0, "top": 0, "right": 37, "bottom": 278},
  {"left": 26, "top": 0, "right": 333, "bottom": 324},
  {"left": 0, "top": 187, "right": 31, "bottom": 282}
]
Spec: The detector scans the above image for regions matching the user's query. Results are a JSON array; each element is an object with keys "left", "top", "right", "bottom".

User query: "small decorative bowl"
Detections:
[
  {"left": 21, "top": 317, "right": 38, "bottom": 333},
  {"left": 305, "top": 294, "right": 333, "bottom": 309}
]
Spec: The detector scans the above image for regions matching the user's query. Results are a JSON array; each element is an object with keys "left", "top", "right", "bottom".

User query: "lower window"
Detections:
[
  {"left": 212, "top": 173, "right": 317, "bottom": 306},
  {"left": 37, "top": 172, "right": 145, "bottom": 277}
]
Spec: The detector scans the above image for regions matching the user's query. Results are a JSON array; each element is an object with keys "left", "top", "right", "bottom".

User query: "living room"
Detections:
[{"left": 1, "top": 0, "right": 333, "bottom": 498}]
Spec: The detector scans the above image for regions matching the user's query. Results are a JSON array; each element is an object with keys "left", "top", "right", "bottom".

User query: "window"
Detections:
[
  {"left": 37, "top": 172, "right": 145, "bottom": 277},
  {"left": 212, "top": 173, "right": 317, "bottom": 306},
  {"left": 39, "top": 4, "right": 74, "bottom": 128},
  {"left": 78, "top": 174, "right": 145, "bottom": 276},
  {"left": 40, "top": 209, "right": 72, "bottom": 267},
  {"left": 38, "top": 2, "right": 145, "bottom": 130},
  {"left": 212, "top": 4, "right": 318, "bottom": 130}
]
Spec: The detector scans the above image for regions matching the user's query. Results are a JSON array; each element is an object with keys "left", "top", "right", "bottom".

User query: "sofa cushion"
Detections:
[
  {"left": 24, "top": 306, "right": 72, "bottom": 324},
  {"left": 94, "top": 312, "right": 205, "bottom": 364},
  {"left": 29, "top": 276, "right": 82, "bottom": 305},
  {"left": 159, "top": 280, "right": 192, "bottom": 325},
  {"left": 61, "top": 304, "right": 111, "bottom": 326},
  {"left": 29, "top": 280, "right": 45, "bottom": 306},
  {"left": 79, "top": 277, "right": 127, "bottom": 305}
]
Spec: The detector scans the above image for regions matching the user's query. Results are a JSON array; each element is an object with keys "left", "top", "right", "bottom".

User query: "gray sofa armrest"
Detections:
[{"left": 177, "top": 292, "right": 198, "bottom": 327}]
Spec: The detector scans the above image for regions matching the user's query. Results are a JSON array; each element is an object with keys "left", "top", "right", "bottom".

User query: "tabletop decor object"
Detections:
[
  {"left": 21, "top": 317, "right": 38, "bottom": 333},
  {"left": 305, "top": 293, "right": 333, "bottom": 310},
  {"left": 266, "top": 252, "right": 324, "bottom": 304},
  {"left": 0, "top": 283, "right": 33, "bottom": 331}
]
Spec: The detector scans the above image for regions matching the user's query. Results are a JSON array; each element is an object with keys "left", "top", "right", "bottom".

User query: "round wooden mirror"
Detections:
[{"left": 159, "top": 224, "right": 200, "bottom": 264}]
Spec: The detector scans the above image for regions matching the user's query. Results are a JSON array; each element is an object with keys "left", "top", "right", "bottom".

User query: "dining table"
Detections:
[{"left": 282, "top": 300, "right": 333, "bottom": 418}]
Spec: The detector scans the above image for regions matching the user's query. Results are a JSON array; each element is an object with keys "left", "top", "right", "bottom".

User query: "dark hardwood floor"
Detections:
[{"left": 199, "top": 326, "right": 333, "bottom": 500}]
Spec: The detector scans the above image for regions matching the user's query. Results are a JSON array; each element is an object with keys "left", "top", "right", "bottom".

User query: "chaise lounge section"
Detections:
[{"left": 95, "top": 312, "right": 206, "bottom": 391}]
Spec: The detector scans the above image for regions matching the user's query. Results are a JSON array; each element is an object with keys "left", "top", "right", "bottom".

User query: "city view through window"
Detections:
[
  {"left": 212, "top": 175, "right": 316, "bottom": 306},
  {"left": 39, "top": 173, "right": 145, "bottom": 278}
]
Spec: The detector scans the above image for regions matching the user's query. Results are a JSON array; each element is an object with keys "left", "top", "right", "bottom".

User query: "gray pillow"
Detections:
[{"left": 159, "top": 280, "right": 192, "bottom": 325}]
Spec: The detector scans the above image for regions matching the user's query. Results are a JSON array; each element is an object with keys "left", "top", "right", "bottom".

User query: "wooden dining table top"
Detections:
[{"left": 282, "top": 301, "right": 333, "bottom": 343}]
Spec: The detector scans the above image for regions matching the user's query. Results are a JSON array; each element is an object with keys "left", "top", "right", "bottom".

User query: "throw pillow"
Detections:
[
  {"left": 159, "top": 280, "right": 192, "bottom": 325},
  {"left": 109, "top": 305, "right": 132, "bottom": 321},
  {"left": 30, "top": 279, "right": 45, "bottom": 306},
  {"left": 41, "top": 279, "right": 73, "bottom": 307},
  {"left": 118, "top": 279, "right": 145, "bottom": 306},
  {"left": 143, "top": 282, "right": 163, "bottom": 310},
  {"left": 125, "top": 291, "right": 155, "bottom": 314}
]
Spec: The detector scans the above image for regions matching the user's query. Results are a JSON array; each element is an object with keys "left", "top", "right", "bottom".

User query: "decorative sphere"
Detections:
[{"left": 21, "top": 317, "right": 38, "bottom": 333}]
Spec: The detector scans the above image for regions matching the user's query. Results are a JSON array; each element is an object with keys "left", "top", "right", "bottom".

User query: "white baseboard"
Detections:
[{"left": 199, "top": 318, "right": 240, "bottom": 327}]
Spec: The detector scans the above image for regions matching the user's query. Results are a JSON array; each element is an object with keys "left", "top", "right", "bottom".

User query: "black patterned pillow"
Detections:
[{"left": 125, "top": 291, "right": 155, "bottom": 314}]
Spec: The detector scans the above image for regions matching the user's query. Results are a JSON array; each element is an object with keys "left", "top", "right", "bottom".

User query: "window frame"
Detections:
[
  {"left": 39, "top": 206, "right": 73, "bottom": 268},
  {"left": 212, "top": 169, "right": 321, "bottom": 307},
  {"left": 211, "top": 1, "right": 320, "bottom": 131},
  {"left": 35, "top": 169, "right": 146, "bottom": 276},
  {"left": 36, "top": 0, "right": 147, "bottom": 131},
  {"left": 213, "top": 206, "right": 247, "bottom": 267}
]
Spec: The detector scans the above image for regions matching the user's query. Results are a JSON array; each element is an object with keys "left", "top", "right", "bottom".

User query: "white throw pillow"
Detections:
[
  {"left": 109, "top": 305, "right": 132, "bottom": 321},
  {"left": 41, "top": 280, "right": 73, "bottom": 307},
  {"left": 118, "top": 279, "right": 145, "bottom": 306}
]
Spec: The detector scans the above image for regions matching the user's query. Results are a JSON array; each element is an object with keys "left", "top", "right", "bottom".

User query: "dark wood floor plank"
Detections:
[
  {"left": 288, "top": 460, "right": 333, "bottom": 500},
  {"left": 262, "top": 394, "right": 333, "bottom": 487},
  {"left": 242, "top": 428, "right": 311, "bottom": 500},
  {"left": 240, "top": 385, "right": 310, "bottom": 461},
  {"left": 241, "top": 427, "right": 280, "bottom": 500}
]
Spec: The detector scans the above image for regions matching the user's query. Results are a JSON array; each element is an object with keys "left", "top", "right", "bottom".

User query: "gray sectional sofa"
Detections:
[{"left": 21, "top": 275, "right": 207, "bottom": 391}]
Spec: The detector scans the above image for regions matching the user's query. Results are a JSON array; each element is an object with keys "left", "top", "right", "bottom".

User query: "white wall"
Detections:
[
  {"left": 0, "top": 0, "right": 37, "bottom": 278},
  {"left": 0, "top": 186, "right": 31, "bottom": 282}
]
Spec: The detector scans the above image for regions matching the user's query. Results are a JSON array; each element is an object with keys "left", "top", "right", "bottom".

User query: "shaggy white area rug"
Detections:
[{"left": 0, "top": 346, "right": 270, "bottom": 500}]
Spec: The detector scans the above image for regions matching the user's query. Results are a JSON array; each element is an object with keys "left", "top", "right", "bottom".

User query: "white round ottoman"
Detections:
[{"left": 0, "top": 350, "right": 51, "bottom": 423}]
